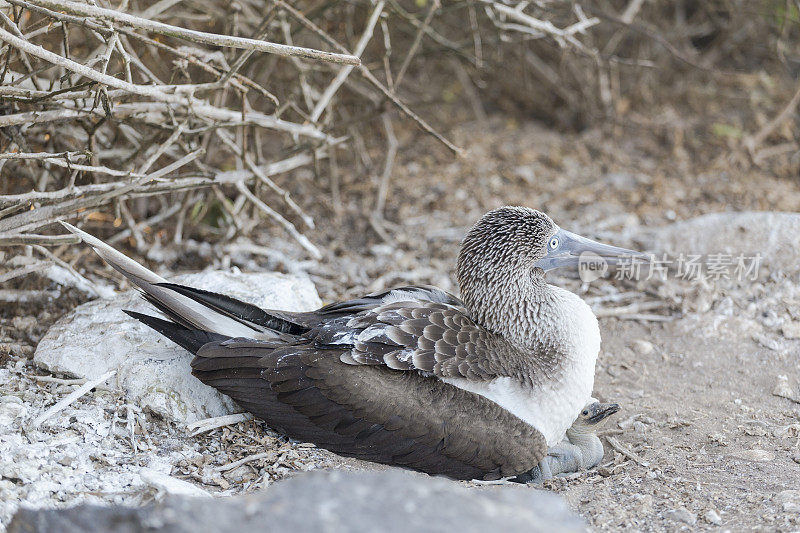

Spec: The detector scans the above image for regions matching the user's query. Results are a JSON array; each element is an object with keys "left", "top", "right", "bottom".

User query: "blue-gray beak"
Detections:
[{"left": 534, "top": 229, "right": 647, "bottom": 272}]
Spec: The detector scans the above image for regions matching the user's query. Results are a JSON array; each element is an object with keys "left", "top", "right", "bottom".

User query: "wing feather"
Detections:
[
  {"left": 190, "top": 339, "right": 547, "bottom": 480},
  {"left": 327, "top": 300, "right": 523, "bottom": 383}
]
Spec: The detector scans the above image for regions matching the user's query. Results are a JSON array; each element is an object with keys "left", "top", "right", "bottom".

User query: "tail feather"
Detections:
[
  {"left": 60, "top": 222, "right": 272, "bottom": 339},
  {"left": 156, "top": 283, "right": 308, "bottom": 335},
  {"left": 123, "top": 310, "right": 229, "bottom": 355}
]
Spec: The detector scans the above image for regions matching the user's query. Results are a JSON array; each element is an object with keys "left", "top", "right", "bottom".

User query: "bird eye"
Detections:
[
  {"left": 549, "top": 237, "right": 559, "bottom": 249},
  {"left": 582, "top": 410, "right": 588, "bottom": 415}
]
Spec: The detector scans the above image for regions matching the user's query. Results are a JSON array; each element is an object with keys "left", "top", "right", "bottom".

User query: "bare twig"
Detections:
[
  {"left": 0, "top": 262, "right": 51, "bottom": 284},
  {"left": 32, "top": 370, "right": 117, "bottom": 427},
  {"left": 743, "top": 82, "right": 800, "bottom": 160},
  {"left": 310, "top": 0, "right": 385, "bottom": 123},
  {"left": 20, "top": 0, "right": 360, "bottom": 64},
  {"left": 0, "top": 234, "right": 80, "bottom": 246},
  {"left": 235, "top": 181, "right": 322, "bottom": 259},
  {"left": 187, "top": 413, "right": 254, "bottom": 436},
  {"left": 216, "top": 451, "right": 272, "bottom": 472},
  {"left": 276, "top": 0, "right": 462, "bottom": 155},
  {"left": 394, "top": 0, "right": 440, "bottom": 89},
  {"left": 605, "top": 436, "right": 649, "bottom": 467}
]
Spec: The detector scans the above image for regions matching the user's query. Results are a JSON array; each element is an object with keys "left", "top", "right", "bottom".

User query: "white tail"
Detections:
[{"left": 61, "top": 222, "right": 263, "bottom": 338}]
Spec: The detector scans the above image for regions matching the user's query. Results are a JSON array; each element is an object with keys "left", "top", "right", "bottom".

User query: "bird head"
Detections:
[
  {"left": 568, "top": 401, "right": 620, "bottom": 436},
  {"left": 458, "top": 206, "right": 645, "bottom": 282}
]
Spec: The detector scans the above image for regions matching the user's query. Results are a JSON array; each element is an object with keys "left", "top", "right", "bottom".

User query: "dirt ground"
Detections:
[{"left": 3, "top": 117, "right": 800, "bottom": 531}]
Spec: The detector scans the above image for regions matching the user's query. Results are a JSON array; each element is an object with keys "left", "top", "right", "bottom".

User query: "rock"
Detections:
[
  {"left": 703, "top": 509, "right": 722, "bottom": 525},
  {"left": 730, "top": 449, "right": 775, "bottom": 462},
  {"left": 775, "top": 490, "right": 800, "bottom": 504},
  {"left": 667, "top": 507, "right": 697, "bottom": 525},
  {"left": 630, "top": 339, "right": 654, "bottom": 355},
  {"left": 34, "top": 271, "right": 321, "bottom": 424},
  {"left": 772, "top": 375, "right": 800, "bottom": 403},
  {"left": 782, "top": 322, "right": 800, "bottom": 339},
  {"left": 0, "top": 396, "right": 27, "bottom": 426},
  {"left": 638, "top": 211, "right": 800, "bottom": 274},
  {"left": 7, "top": 469, "right": 585, "bottom": 533},
  {"left": 775, "top": 490, "right": 800, "bottom": 513}
]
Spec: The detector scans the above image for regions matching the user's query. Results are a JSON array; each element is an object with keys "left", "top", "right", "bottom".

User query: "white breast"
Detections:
[{"left": 444, "top": 286, "right": 600, "bottom": 446}]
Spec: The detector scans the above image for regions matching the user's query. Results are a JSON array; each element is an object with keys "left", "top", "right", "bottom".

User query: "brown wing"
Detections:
[
  {"left": 319, "top": 301, "right": 531, "bottom": 383},
  {"left": 191, "top": 339, "right": 546, "bottom": 480}
]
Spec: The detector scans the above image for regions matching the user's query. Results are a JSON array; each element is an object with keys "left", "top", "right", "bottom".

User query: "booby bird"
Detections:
[
  {"left": 512, "top": 400, "right": 620, "bottom": 483},
  {"left": 61, "top": 206, "right": 642, "bottom": 480}
]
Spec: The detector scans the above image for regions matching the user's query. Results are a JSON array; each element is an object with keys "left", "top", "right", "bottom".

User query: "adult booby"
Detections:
[
  {"left": 512, "top": 401, "right": 620, "bottom": 483},
  {"left": 61, "top": 206, "right": 642, "bottom": 480}
]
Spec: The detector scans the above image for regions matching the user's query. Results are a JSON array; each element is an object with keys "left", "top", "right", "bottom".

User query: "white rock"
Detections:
[
  {"left": 639, "top": 211, "right": 800, "bottom": 274},
  {"left": 630, "top": 339, "right": 654, "bottom": 355},
  {"left": 667, "top": 507, "right": 697, "bottom": 525},
  {"left": 703, "top": 509, "right": 722, "bottom": 525},
  {"left": 775, "top": 489, "right": 800, "bottom": 504},
  {"left": 772, "top": 375, "right": 799, "bottom": 403},
  {"left": 730, "top": 449, "right": 775, "bottom": 462},
  {"left": 0, "top": 398, "right": 27, "bottom": 427},
  {"left": 782, "top": 322, "right": 800, "bottom": 339},
  {"left": 34, "top": 271, "right": 321, "bottom": 424}
]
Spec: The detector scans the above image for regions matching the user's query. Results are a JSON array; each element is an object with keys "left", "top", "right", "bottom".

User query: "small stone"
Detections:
[
  {"left": 775, "top": 490, "right": 800, "bottom": 505},
  {"left": 782, "top": 322, "right": 800, "bottom": 339},
  {"left": 668, "top": 507, "right": 697, "bottom": 525},
  {"left": 783, "top": 502, "right": 800, "bottom": 512},
  {"left": 0, "top": 401, "right": 28, "bottom": 426},
  {"left": 704, "top": 509, "right": 722, "bottom": 525},
  {"left": 772, "top": 375, "right": 799, "bottom": 403},
  {"left": 631, "top": 339, "right": 654, "bottom": 355},
  {"left": 753, "top": 333, "right": 782, "bottom": 352},
  {"left": 731, "top": 449, "right": 775, "bottom": 462},
  {"left": 707, "top": 432, "right": 729, "bottom": 446},
  {"left": 57, "top": 455, "right": 76, "bottom": 467}
]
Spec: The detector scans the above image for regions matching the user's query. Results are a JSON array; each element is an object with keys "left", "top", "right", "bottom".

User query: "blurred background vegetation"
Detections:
[{"left": 1, "top": 0, "right": 799, "bottom": 295}]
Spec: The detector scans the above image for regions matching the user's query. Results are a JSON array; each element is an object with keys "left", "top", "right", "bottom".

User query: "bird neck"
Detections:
[
  {"left": 565, "top": 428, "right": 604, "bottom": 467},
  {"left": 460, "top": 271, "right": 552, "bottom": 347}
]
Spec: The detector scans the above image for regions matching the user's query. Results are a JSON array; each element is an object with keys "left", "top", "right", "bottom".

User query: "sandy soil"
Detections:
[{"left": 3, "top": 117, "right": 800, "bottom": 531}]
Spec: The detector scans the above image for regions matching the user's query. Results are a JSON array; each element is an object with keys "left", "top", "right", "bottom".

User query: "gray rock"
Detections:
[
  {"left": 703, "top": 509, "right": 722, "bottom": 525},
  {"left": 638, "top": 211, "right": 800, "bottom": 274},
  {"left": 33, "top": 271, "right": 321, "bottom": 423},
  {"left": 667, "top": 507, "right": 697, "bottom": 525},
  {"left": 8, "top": 469, "right": 585, "bottom": 533}
]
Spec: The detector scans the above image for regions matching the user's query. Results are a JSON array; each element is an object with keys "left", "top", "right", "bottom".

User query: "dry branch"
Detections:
[
  {"left": 310, "top": 0, "right": 385, "bottom": 122},
  {"left": 19, "top": 0, "right": 361, "bottom": 65}
]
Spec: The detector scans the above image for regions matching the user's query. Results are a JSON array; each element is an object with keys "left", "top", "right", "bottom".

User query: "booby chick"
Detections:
[
  {"left": 61, "top": 206, "right": 642, "bottom": 480},
  {"left": 512, "top": 401, "right": 620, "bottom": 483}
]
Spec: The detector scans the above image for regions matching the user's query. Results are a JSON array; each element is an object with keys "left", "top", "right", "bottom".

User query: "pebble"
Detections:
[
  {"left": 775, "top": 490, "right": 800, "bottom": 505},
  {"left": 704, "top": 509, "right": 723, "bottom": 525},
  {"left": 631, "top": 339, "right": 654, "bottom": 355},
  {"left": 772, "top": 375, "right": 799, "bottom": 403},
  {"left": 731, "top": 449, "right": 775, "bottom": 462},
  {"left": 668, "top": 507, "right": 697, "bottom": 525},
  {"left": 782, "top": 322, "right": 800, "bottom": 339},
  {"left": 753, "top": 333, "right": 782, "bottom": 352}
]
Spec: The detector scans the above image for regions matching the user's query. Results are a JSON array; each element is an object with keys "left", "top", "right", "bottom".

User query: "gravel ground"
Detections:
[{"left": 2, "top": 118, "right": 800, "bottom": 531}]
